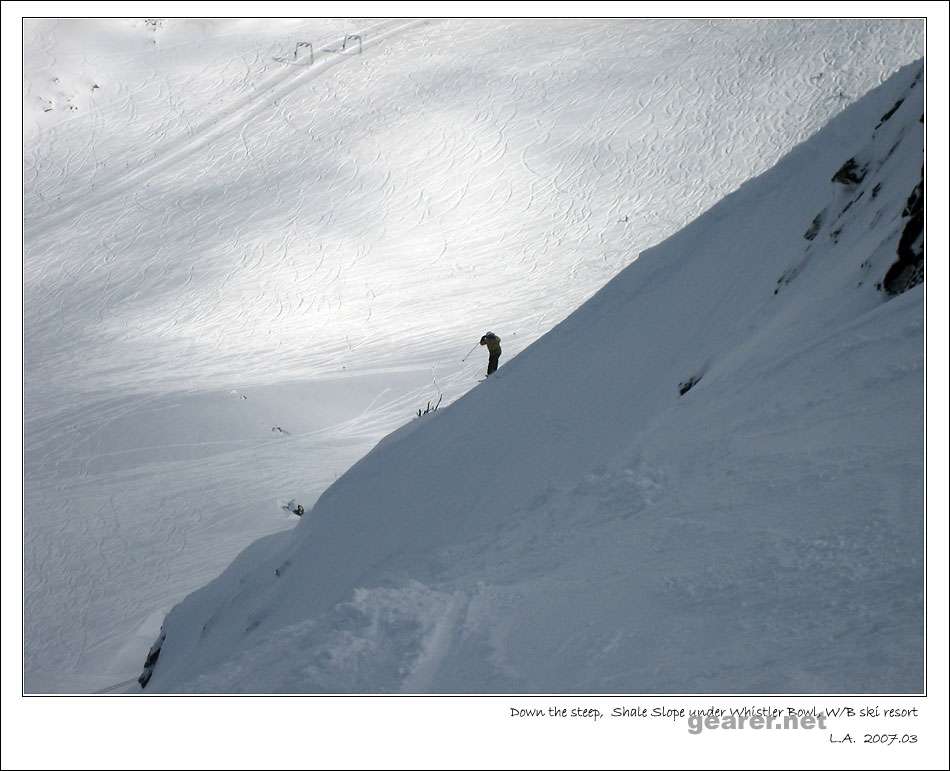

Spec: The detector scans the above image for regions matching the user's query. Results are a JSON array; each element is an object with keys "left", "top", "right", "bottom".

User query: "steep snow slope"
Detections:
[
  {"left": 23, "top": 18, "right": 923, "bottom": 692},
  {"left": 144, "top": 62, "right": 924, "bottom": 693}
]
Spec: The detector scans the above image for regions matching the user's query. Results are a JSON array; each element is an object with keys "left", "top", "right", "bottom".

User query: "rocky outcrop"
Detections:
[
  {"left": 678, "top": 374, "right": 702, "bottom": 396},
  {"left": 779, "top": 64, "right": 923, "bottom": 300},
  {"left": 881, "top": 169, "right": 924, "bottom": 295},
  {"left": 831, "top": 157, "right": 868, "bottom": 186},
  {"left": 137, "top": 627, "right": 166, "bottom": 688}
]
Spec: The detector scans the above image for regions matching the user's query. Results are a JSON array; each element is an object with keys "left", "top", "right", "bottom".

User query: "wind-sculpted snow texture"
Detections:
[
  {"left": 144, "top": 61, "right": 924, "bottom": 694},
  {"left": 23, "top": 18, "right": 922, "bottom": 691}
]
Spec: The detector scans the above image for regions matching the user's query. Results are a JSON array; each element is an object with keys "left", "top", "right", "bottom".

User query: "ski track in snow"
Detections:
[{"left": 22, "top": 17, "right": 923, "bottom": 691}]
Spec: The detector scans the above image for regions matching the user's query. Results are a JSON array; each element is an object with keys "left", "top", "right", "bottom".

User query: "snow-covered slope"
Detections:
[
  {"left": 23, "top": 18, "right": 923, "bottom": 692},
  {"left": 143, "top": 61, "right": 924, "bottom": 693}
]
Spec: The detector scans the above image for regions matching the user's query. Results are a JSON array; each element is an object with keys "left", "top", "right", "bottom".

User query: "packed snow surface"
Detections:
[{"left": 23, "top": 18, "right": 923, "bottom": 692}]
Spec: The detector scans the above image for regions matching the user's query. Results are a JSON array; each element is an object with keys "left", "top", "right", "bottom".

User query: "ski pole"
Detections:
[{"left": 461, "top": 340, "right": 480, "bottom": 362}]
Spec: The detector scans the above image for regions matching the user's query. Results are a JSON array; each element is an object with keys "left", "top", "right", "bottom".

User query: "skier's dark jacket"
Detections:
[{"left": 480, "top": 332, "right": 501, "bottom": 357}]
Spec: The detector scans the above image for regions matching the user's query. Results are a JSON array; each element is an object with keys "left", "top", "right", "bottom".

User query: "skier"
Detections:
[{"left": 480, "top": 331, "right": 502, "bottom": 376}]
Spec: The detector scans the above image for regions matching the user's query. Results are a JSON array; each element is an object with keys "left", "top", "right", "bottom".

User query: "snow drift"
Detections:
[{"left": 141, "top": 60, "right": 925, "bottom": 693}]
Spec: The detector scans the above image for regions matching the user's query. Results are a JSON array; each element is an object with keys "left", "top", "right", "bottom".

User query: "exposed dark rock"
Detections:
[
  {"left": 839, "top": 190, "right": 863, "bottom": 217},
  {"left": 882, "top": 261, "right": 923, "bottom": 295},
  {"left": 774, "top": 263, "right": 804, "bottom": 295},
  {"left": 831, "top": 157, "right": 867, "bottom": 186},
  {"left": 678, "top": 374, "right": 702, "bottom": 396},
  {"left": 875, "top": 98, "right": 904, "bottom": 129},
  {"left": 138, "top": 627, "right": 166, "bottom": 689},
  {"left": 871, "top": 183, "right": 882, "bottom": 199},
  {"left": 902, "top": 174, "right": 922, "bottom": 217},
  {"left": 881, "top": 168, "right": 924, "bottom": 296},
  {"left": 803, "top": 211, "right": 824, "bottom": 240}
]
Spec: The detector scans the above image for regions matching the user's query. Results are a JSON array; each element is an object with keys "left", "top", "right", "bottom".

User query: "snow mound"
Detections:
[{"left": 144, "top": 60, "right": 924, "bottom": 693}]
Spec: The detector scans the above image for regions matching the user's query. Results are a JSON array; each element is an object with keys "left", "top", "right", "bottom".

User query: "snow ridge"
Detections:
[{"left": 142, "top": 61, "right": 924, "bottom": 693}]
